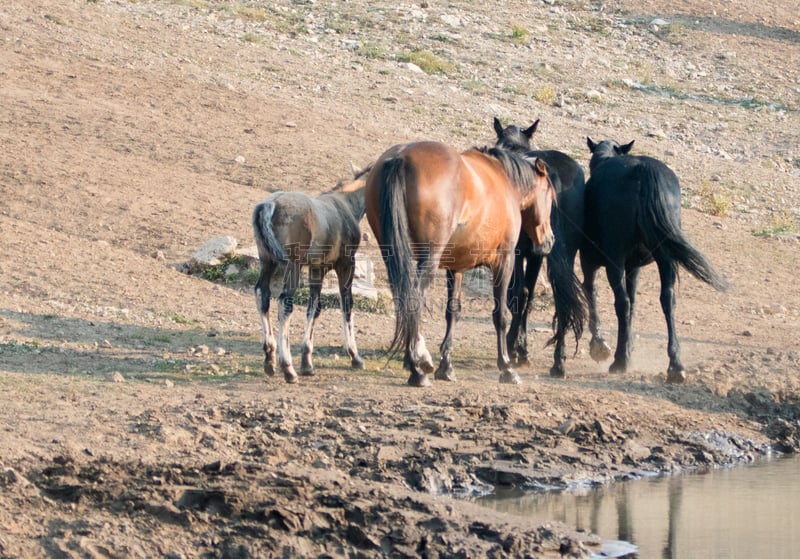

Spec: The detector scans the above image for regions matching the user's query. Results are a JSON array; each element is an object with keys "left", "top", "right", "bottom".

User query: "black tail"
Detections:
[
  {"left": 252, "top": 201, "right": 288, "bottom": 263},
  {"left": 378, "top": 157, "right": 422, "bottom": 358},
  {"left": 546, "top": 228, "right": 587, "bottom": 350},
  {"left": 639, "top": 165, "right": 728, "bottom": 291}
]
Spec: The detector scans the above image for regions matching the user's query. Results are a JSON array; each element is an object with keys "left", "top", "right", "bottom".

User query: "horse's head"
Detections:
[
  {"left": 521, "top": 157, "right": 556, "bottom": 255},
  {"left": 586, "top": 137, "right": 634, "bottom": 172},
  {"left": 333, "top": 163, "right": 373, "bottom": 193},
  {"left": 493, "top": 117, "right": 539, "bottom": 152}
]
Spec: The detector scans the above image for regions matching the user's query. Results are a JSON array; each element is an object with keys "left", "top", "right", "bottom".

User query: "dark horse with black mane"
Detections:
[
  {"left": 583, "top": 138, "right": 728, "bottom": 383},
  {"left": 493, "top": 117, "right": 598, "bottom": 377},
  {"left": 365, "top": 141, "right": 556, "bottom": 387}
]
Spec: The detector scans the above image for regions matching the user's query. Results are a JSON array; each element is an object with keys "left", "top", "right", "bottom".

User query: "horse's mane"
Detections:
[
  {"left": 330, "top": 164, "right": 373, "bottom": 192},
  {"left": 476, "top": 145, "right": 547, "bottom": 195}
]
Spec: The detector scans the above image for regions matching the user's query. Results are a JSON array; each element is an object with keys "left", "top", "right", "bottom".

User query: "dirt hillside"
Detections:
[{"left": 1, "top": 0, "right": 799, "bottom": 557}]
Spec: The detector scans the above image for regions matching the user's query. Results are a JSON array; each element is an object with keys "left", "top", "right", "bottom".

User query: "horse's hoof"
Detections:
[
  {"left": 264, "top": 360, "right": 276, "bottom": 377},
  {"left": 549, "top": 365, "right": 565, "bottom": 378},
  {"left": 407, "top": 372, "right": 431, "bottom": 387},
  {"left": 590, "top": 339, "right": 612, "bottom": 362},
  {"left": 351, "top": 356, "right": 365, "bottom": 370},
  {"left": 512, "top": 354, "right": 530, "bottom": 366},
  {"left": 666, "top": 367, "right": 686, "bottom": 384},
  {"left": 499, "top": 370, "right": 522, "bottom": 384},
  {"left": 282, "top": 365, "right": 298, "bottom": 383},
  {"left": 419, "top": 357, "right": 435, "bottom": 375},
  {"left": 608, "top": 360, "right": 628, "bottom": 374},
  {"left": 434, "top": 364, "right": 456, "bottom": 382},
  {"left": 299, "top": 366, "right": 315, "bottom": 377}
]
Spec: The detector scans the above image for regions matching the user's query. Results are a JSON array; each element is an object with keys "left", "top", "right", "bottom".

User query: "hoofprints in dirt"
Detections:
[{"left": 0, "top": 371, "right": 780, "bottom": 558}]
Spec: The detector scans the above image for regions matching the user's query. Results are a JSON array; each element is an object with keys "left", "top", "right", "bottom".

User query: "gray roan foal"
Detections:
[{"left": 252, "top": 166, "right": 371, "bottom": 383}]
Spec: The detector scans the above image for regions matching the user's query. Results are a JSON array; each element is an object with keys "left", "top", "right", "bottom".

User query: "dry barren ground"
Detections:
[{"left": 1, "top": 0, "right": 799, "bottom": 557}]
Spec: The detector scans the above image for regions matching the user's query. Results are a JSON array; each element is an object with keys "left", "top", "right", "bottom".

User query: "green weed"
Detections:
[{"left": 400, "top": 50, "right": 456, "bottom": 75}]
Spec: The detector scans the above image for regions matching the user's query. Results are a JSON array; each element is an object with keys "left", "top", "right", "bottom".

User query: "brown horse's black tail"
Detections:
[
  {"left": 378, "top": 157, "right": 421, "bottom": 358},
  {"left": 252, "top": 200, "right": 288, "bottom": 263}
]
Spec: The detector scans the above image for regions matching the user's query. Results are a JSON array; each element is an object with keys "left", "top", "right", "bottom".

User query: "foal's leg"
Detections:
[
  {"left": 435, "top": 269, "right": 462, "bottom": 381},
  {"left": 606, "top": 263, "right": 632, "bottom": 373},
  {"left": 276, "top": 263, "right": 301, "bottom": 383},
  {"left": 493, "top": 258, "right": 521, "bottom": 384},
  {"left": 255, "top": 263, "right": 277, "bottom": 376},
  {"left": 656, "top": 258, "right": 685, "bottom": 384},
  {"left": 335, "top": 259, "right": 364, "bottom": 370},
  {"left": 299, "top": 267, "right": 323, "bottom": 376},
  {"left": 582, "top": 257, "right": 612, "bottom": 363}
]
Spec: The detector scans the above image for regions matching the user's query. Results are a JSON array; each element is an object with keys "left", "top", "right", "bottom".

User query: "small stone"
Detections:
[
  {"left": 101, "top": 339, "right": 112, "bottom": 348},
  {"left": 164, "top": 380, "right": 174, "bottom": 388},
  {"left": 557, "top": 418, "right": 576, "bottom": 435},
  {"left": 234, "top": 155, "right": 246, "bottom": 164},
  {"left": 109, "top": 371, "right": 125, "bottom": 383}
]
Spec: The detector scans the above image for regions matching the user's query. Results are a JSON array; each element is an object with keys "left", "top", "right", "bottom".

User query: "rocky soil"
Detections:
[{"left": 1, "top": 0, "right": 799, "bottom": 557}]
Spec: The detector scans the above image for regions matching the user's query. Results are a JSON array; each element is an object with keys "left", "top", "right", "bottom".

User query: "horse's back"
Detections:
[
  {"left": 585, "top": 154, "right": 683, "bottom": 265},
  {"left": 531, "top": 150, "right": 585, "bottom": 193}
]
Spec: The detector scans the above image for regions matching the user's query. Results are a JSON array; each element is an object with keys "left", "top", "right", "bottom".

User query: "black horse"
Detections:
[
  {"left": 493, "top": 117, "right": 593, "bottom": 376},
  {"left": 582, "top": 138, "right": 728, "bottom": 383}
]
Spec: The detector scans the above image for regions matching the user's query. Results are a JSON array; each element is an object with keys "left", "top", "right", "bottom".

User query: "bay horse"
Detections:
[
  {"left": 252, "top": 166, "right": 371, "bottom": 383},
  {"left": 493, "top": 117, "right": 599, "bottom": 377},
  {"left": 364, "top": 141, "right": 556, "bottom": 387},
  {"left": 583, "top": 138, "right": 728, "bottom": 383}
]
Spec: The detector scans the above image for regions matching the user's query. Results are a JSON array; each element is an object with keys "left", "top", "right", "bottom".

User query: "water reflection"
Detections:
[{"left": 477, "top": 455, "right": 800, "bottom": 558}]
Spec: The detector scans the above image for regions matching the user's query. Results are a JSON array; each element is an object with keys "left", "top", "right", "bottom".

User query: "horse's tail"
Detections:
[
  {"left": 546, "top": 226, "right": 587, "bottom": 350},
  {"left": 378, "top": 157, "right": 420, "bottom": 357},
  {"left": 252, "top": 200, "right": 288, "bottom": 263},
  {"left": 639, "top": 164, "right": 728, "bottom": 291}
]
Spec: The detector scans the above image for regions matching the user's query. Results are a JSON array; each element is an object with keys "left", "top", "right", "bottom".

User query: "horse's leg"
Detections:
[
  {"left": 606, "top": 263, "right": 631, "bottom": 373},
  {"left": 435, "top": 269, "right": 461, "bottom": 381},
  {"left": 625, "top": 266, "right": 641, "bottom": 354},
  {"left": 277, "top": 263, "right": 301, "bottom": 383},
  {"left": 255, "top": 263, "right": 277, "bottom": 376},
  {"left": 656, "top": 258, "right": 685, "bottom": 384},
  {"left": 519, "top": 256, "right": 542, "bottom": 364},
  {"left": 493, "top": 257, "right": 521, "bottom": 384},
  {"left": 506, "top": 252, "right": 527, "bottom": 365},
  {"left": 582, "top": 256, "right": 612, "bottom": 363},
  {"left": 335, "top": 259, "right": 364, "bottom": 370},
  {"left": 509, "top": 254, "right": 542, "bottom": 366},
  {"left": 548, "top": 247, "right": 580, "bottom": 378},
  {"left": 406, "top": 251, "right": 436, "bottom": 387},
  {"left": 299, "top": 267, "right": 323, "bottom": 377}
]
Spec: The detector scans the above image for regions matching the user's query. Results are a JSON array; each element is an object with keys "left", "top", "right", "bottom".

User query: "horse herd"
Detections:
[{"left": 252, "top": 118, "right": 727, "bottom": 387}]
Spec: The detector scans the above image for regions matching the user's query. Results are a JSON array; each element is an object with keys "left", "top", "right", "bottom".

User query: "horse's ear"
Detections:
[
  {"left": 619, "top": 140, "right": 635, "bottom": 154},
  {"left": 534, "top": 157, "right": 547, "bottom": 176},
  {"left": 587, "top": 137, "right": 597, "bottom": 152},
  {"left": 493, "top": 116, "right": 504, "bottom": 139},
  {"left": 523, "top": 119, "right": 539, "bottom": 139}
]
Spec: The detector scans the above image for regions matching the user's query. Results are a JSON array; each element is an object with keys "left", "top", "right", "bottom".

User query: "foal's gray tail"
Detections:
[{"left": 252, "top": 200, "right": 288, "bottom": 263}]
